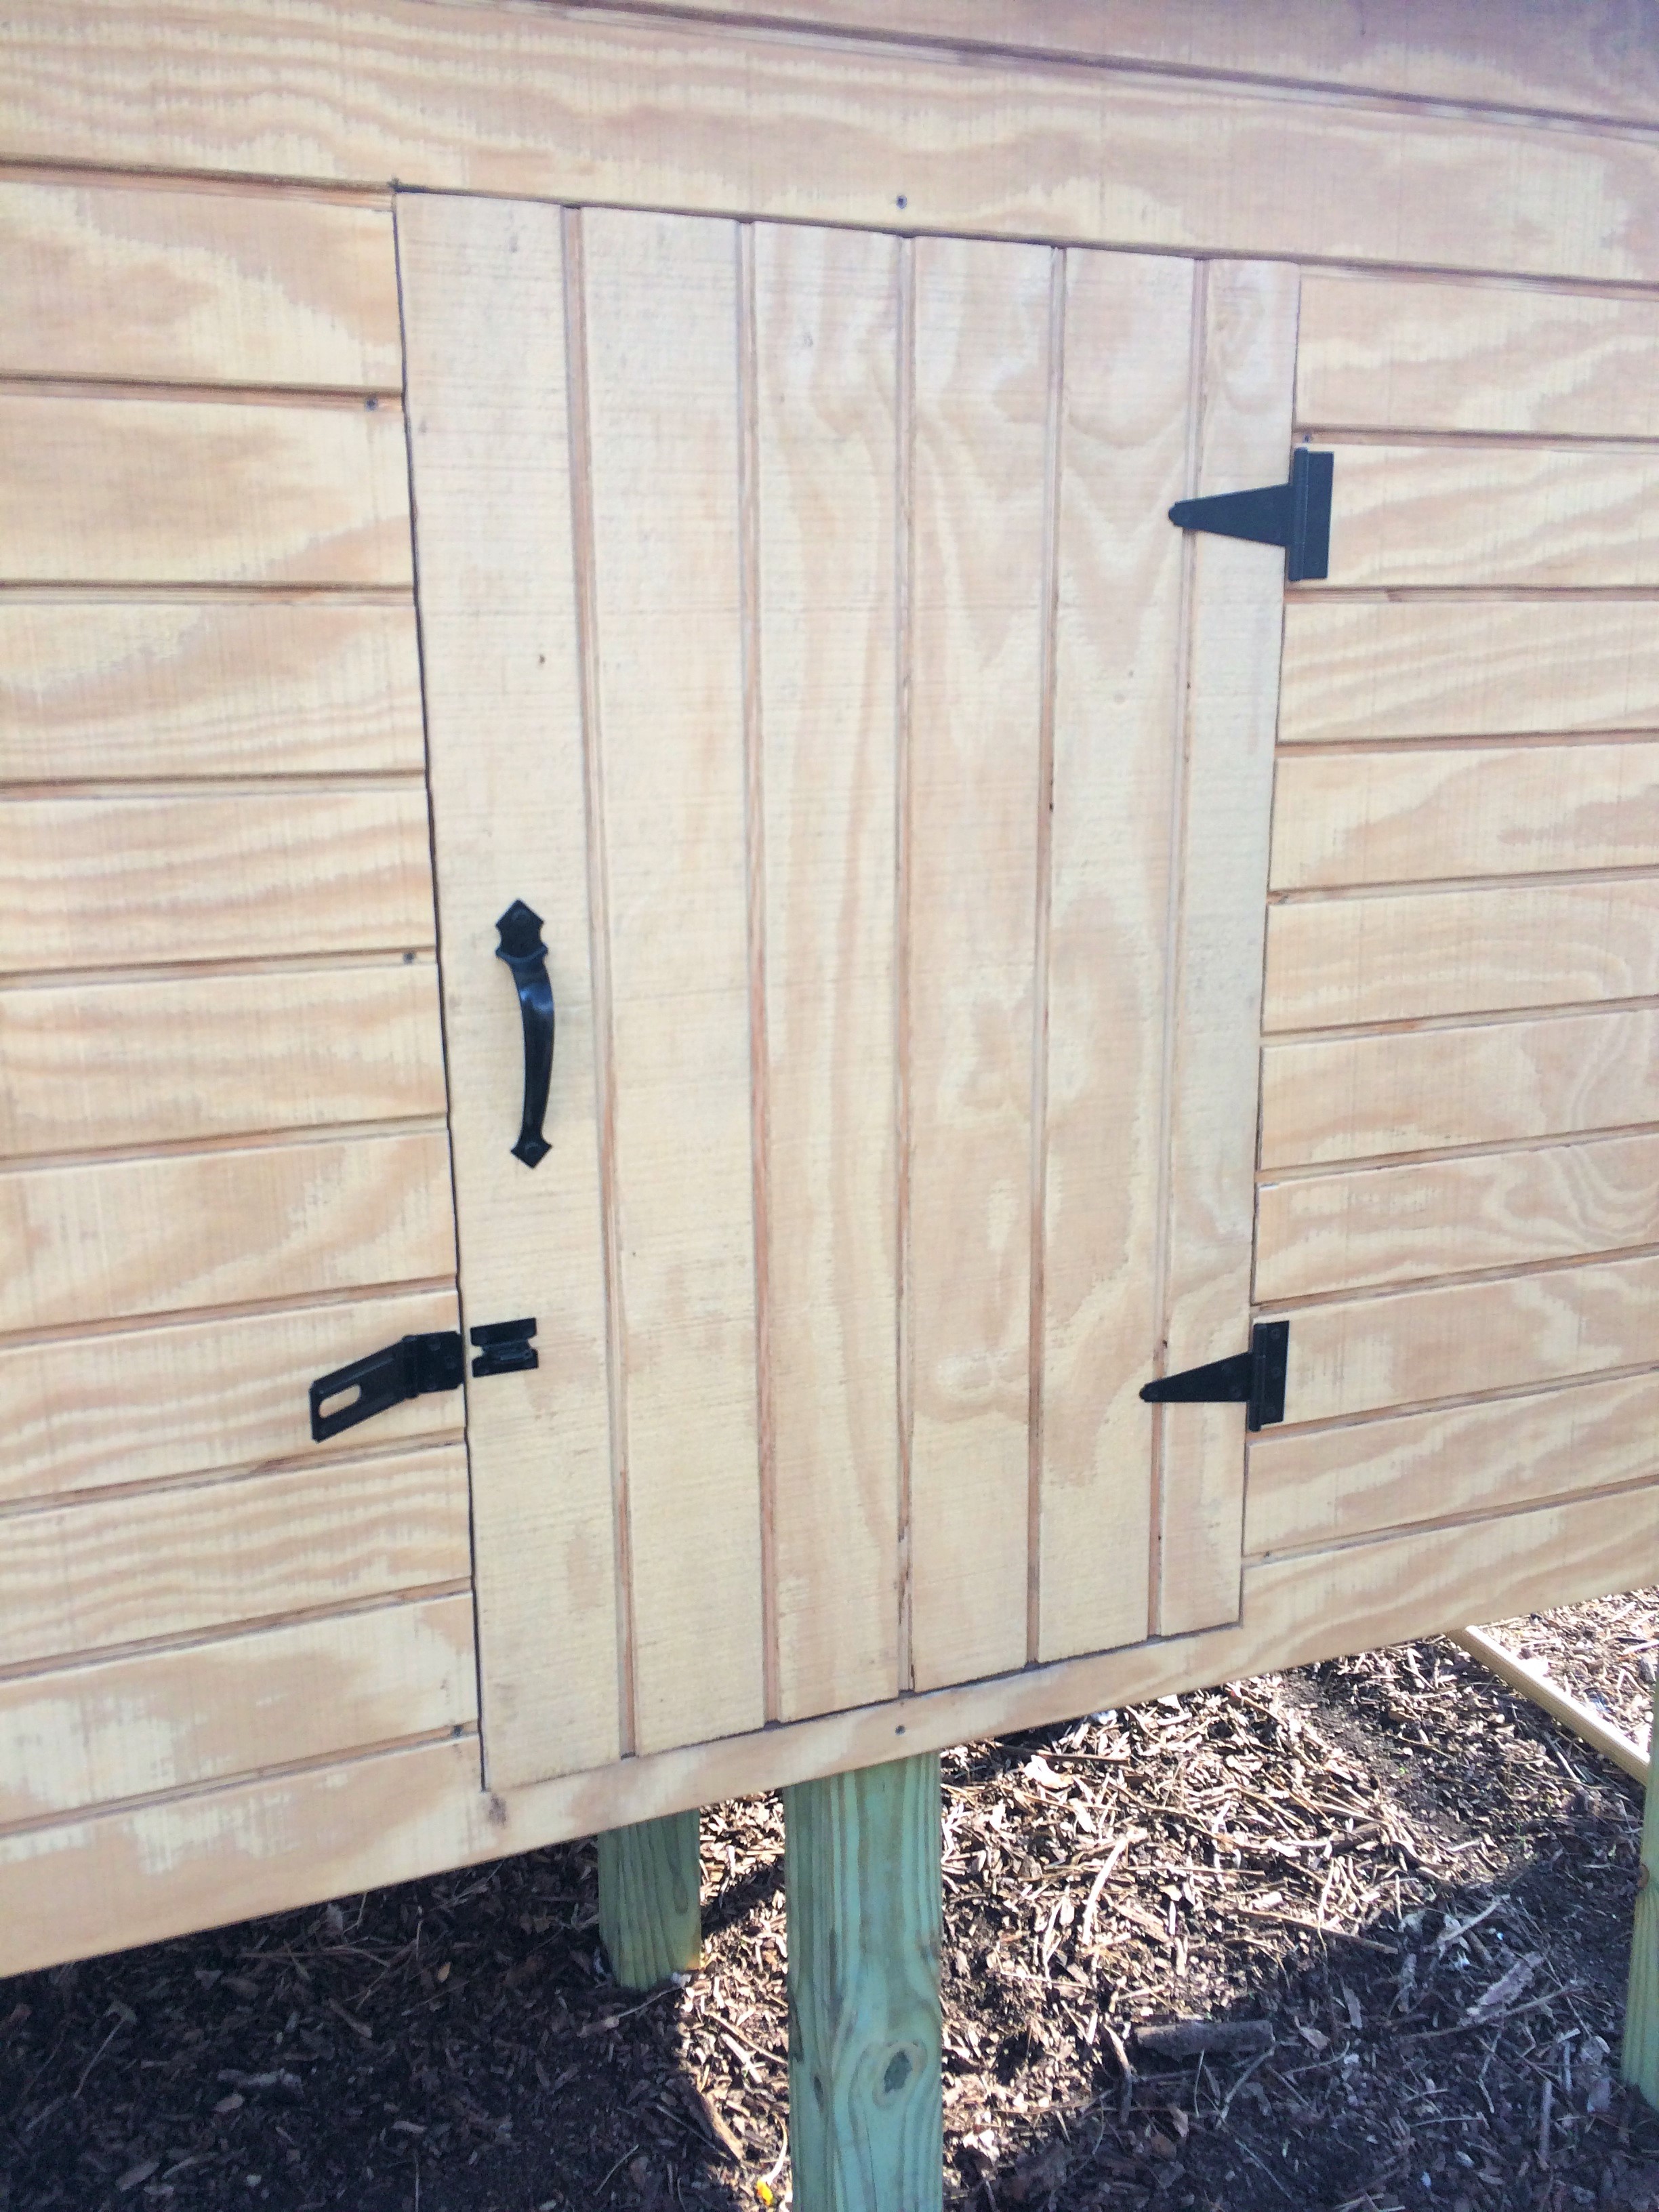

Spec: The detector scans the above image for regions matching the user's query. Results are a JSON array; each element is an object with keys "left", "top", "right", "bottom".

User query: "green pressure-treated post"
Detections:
[
  {"left": 1624, "top": 1675, "right": 1659, "bottom": 2104},
  {"left": 596, "top": 1809, "right": 703, "bottom": 1992},
  {"left": 784, "top": 1753, "right": 943, "bottom": 2212}
]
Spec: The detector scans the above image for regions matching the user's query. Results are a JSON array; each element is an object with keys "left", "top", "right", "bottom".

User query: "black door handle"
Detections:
[{"left": 495, "top": 899, "right": 554, "bottom": 1168}]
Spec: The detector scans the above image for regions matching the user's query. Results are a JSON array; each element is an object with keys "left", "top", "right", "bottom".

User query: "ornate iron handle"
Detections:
[{"left": 495, "top": 899, "right": 554, "bottom": 1168}]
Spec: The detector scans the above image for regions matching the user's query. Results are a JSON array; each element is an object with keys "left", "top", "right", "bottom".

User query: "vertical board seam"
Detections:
[
  {"left": 561, "top": 205, "right": 638, "bottom": 1759},
  {"left": 894, "top": 233, "right": 918, "bottom": 1698},
  {"left": 1025, "top": 243, "right": 1067, "bottom": 1668},
  {"left": 737, "top": 221, "right": 779, "bottom": 1725},
  {"left": 1148, "top": 258, "right": 1208, "bottom": 1641},
  {"left": 1251, "top": 276, "right": 1304, "bottom": 1317},
  {"left": 388, "top": 193, "right": 483, "bottom": 1790}
]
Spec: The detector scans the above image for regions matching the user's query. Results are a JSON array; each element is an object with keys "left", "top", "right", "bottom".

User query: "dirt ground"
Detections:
[{"left": 6, "top": 1595, "right": 1659, "bottom": 2212}]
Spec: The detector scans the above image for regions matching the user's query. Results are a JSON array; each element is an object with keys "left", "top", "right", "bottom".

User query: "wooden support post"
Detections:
[
  {"left": 784, "top": 1753, "right": 943, "bottom": 2212},
  {"left": 596, "top": 1809, "right": 703, "bottom": 1993},
  {"left": 1625, "top": 1671, "right": 1659, "bottom": 2106}
]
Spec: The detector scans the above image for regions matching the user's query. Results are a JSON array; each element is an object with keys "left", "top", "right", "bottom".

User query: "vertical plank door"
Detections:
[{"left": 401, "top": 201, "right": 1296, "bottom": 1786}]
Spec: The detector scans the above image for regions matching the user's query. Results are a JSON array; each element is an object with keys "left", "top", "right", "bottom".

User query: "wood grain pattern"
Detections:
[
  {"left": 596, "top": 1809, "right": 703, "bottom": 1989},
  {"left": 1237, "top": 1481, "right": 1659, "bottom": 1678},
  {"left": 1270, "top": 740, "right": 1659, "bottom": 890},
  {"left": 1263, "top": 876, "right": 1659, "bottom": 1029},
  {"left": 0, "top": 1288, "right": 461, "bottom": 1509},
  {"left": 583, "top": 208, "right": 764, "bottom": 1755},
  {"left": 1281, "top": 1250, "right": 1659, "bottom": 1425},
  {"left": 1036, "top": 247, "right": 1193, "bottom": 1665},
  {"left": 0, "top": 393, "right": 411, "bottom": 586},
  {"left": 5, "top": 3, "right": 1659, "bottom": 283},
  {"left": 1319, "top": 442, "right": 1659, "bottom": 592},
  {"left": 3, "top": 1422, "right": 1656, "bottom": 1982},
  {"left": 905, "top": 234, "right": 1049, "bottom": 1694},
  {"left": 1298, "top": 273, "right": 1659, "bottom": 438},
  {"left": 1278, "top": 600, "right": 1659, "bottom": 744},
  {"left": 0, "top": 1128, "right": 455, "bottom": 1333},
  {"left": 14, "top": 1462, "right": 1659, "bottom": 1978},
  {"left": 399, "top": 191, "right": 622, "bottom": 1788},
  {"left": 546, "top": 0, "right": 1659, "bottom": 128},
  {"left": 1279, "top": 599, "right": 1659, "bottom": 745},
  {"left": 1245, "top": 1367, "right": 1659, "bottom": 1557},
  {"left": 1256, "top": 1130, "right": 1659, "bottom": 1301},
  {"left": 476, "top": 1470, "right": 1659, "bottom": 1835},
  {"left": 1260, "top": 1004, "right": 1659, "bottom": 1168},
  {"left": 0, "top": 1443, "right": 470, "bottom": 1668},
  {"left": 752, "top": 222, "right": 901, "bottom": 1723},
  {"left": 783, "top": 1755, "right": 943, "bottom": 2212},
  {"left": 0, "top": 1593, "right": 476, "bottom": 1828},
  {"left": 495, "top": 1473, "right": 1659, "bottom": 1842},
  {"left": 1155, "top": 261, "right": 1298, "bottom": 1639},
  {"left": 0, "top": 1733, "right": 489, "bottom": 1981},
  {"left": 0, "top": 790, "right": 437, "bottom": 973},
  {"left": 0, "top": 178, "right": 401, "bottom": 389},
  {"left": 0, "top": 602, "right": 424, "bottom": 783},
  {"left": 0, "top": 962, "right": 446, "bottom": 1157}
]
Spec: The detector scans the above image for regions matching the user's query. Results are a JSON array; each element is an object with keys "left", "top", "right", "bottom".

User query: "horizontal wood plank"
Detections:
[
  {"left": 1298, "top": 273, "right": 1659, "bottom": 438},
  {"left": 554, "top": 1, "right": 1659, "bottom": 127},
  {"left": 0, "top": 1128, "right": 455, "bottom": 1333},
  {"left": 0, "top": 1287, "right": 461, "bottom": 1509},
  {"left": 1246, "top": 1367, "right": 1659, "bottom": 1557},
  {"left": 0, "top": 179, "right": 401, "bottom": 388},
  {"left": 9, "top": 1465, "right": 1659, "bottom": 1975},
  {"left": 1270, "top": 739, "right": 1659, "bottom": 890},
  {"left": 0, "top": 790, "right": 437, "bottom": 973},
  {"left": 5, "top": 3, "right": 1659, "bottom": 281},
  {"left": 1280, "top": 1250, "right": 1659, "bottom": 1425},
  {"left": 0, "top": 1592, "right": 476, "bottom": 1827},
  {"left": 0, "top": 602, "right": 425, "bottom": 783},
  {"left": 1260, "top": 1004, "right": 1659, "bottom": 1168},
  {"left": 0, "top": 1733, "right": 489, "bottom": 1979},
  {"left": 0, "top": 1443, "right": 470, "bottom": 1667},
  {"left": 1263, "top": 877, "right": 1659, "bottom": 1029},
  {"left": 1238, "top": 1481, "right": 1659, "bottom": 1675},
  {"left": 0, "top": 963, "right": 446, "bottom": 1157},
  {"left": 1320, "top": 442, "right": 1659, "bottom": 591},
  {"left": 1257, "top": 1130, "right": 1659, "bottom": 1301},
  {"left": 1279, "top": 599, "right": 1659, "bottom": 743},
  {"left": 0, "top": 394, "right": 411, "bottom": 586}
]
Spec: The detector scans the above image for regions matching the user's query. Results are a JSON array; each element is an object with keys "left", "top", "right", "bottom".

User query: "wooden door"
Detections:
[{"left": 398, "top": 195, "right": 1296, "bottom": 1788}]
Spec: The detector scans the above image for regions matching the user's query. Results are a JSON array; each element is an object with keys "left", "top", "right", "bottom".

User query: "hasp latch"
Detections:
[
  {"left": 1139, "top": 1319, "right": 1289, "bottom": 1433},
  {"left": 308, "top": 1317, "right": 538, "bottom": 1441},
  {"left": 1168, "top": 446, "right": 1332, "bottom": 582}
]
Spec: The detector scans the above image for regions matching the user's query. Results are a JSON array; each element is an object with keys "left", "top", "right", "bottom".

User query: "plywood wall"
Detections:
[
  {"left": 1250, "top": 270, "right": 1659, "bottom": 1571},
  {"left": 5, "top": 0, "right": 1659, "bottom": 1978},
  {"left": 0, "top": 179, "right": 478, "bottom": 1872}
]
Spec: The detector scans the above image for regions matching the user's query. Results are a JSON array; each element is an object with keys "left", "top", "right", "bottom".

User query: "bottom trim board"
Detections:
[{"left": 5, "top": 1477, "right": 1658, "bottom": 1978}]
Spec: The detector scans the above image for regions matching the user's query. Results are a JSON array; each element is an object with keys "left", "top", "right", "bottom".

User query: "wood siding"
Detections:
[
  {"left": 6, "top": 0, "right": 1659, "bottom": 1978},
  {"left": 0, "top": 178, "right": 469, "bottom": 1900},
  {"left": 1254, "top": 269, "right": 1659, "bottom": 1571}
]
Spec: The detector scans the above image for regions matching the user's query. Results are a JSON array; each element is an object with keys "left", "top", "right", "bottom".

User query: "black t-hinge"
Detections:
[
  {"left": 1169, "top": 447, "right": 1333, "bottom": 582},
  {"left": 308, "top": 1318, "right": 537, "bottom": 1441},
  {"left": 1139, "top": 1319, "right": 1289, "bottom": 1432}
]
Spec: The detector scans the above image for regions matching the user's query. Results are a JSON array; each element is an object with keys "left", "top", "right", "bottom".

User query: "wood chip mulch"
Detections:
[{"left": 6, "top": 1593, "right": 1659, "bottom": 2212}]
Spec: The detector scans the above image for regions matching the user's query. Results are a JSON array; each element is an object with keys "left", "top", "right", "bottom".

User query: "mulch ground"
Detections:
[{"left": 6, "top": 1595, "right": 1659, "bottom": 2212}]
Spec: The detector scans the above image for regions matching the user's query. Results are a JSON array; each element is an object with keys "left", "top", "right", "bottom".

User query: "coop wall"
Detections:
[{"left": 3, "top": 0, "right": 1659, "bottom": 1977}]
